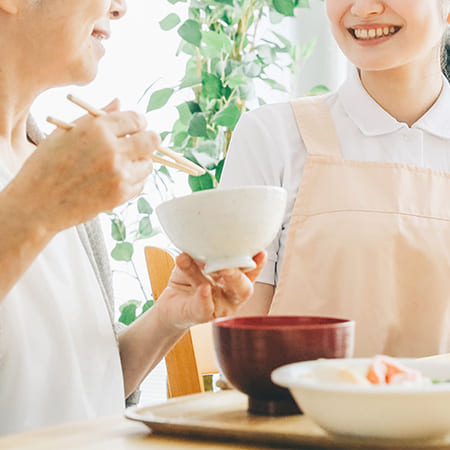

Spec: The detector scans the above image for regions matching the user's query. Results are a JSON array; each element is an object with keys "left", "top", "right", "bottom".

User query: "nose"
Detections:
[
  {"left": 110, "top": 0, "right": 127, "bottom": 20},
  {"left": 350, "top": 0, "right": 384, "bottom": 18}
]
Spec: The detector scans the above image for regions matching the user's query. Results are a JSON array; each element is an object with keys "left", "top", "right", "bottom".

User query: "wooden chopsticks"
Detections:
[{"left": 46, "top": 94, "right": 205, "bottom": 177}]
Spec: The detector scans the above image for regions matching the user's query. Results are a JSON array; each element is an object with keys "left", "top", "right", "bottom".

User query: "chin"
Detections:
[
  {"left": 349, "top": 56, "right": 403, "bottom": 73},
  {"left": 70, "top": 64, "right": 100, "bottom": 86}
]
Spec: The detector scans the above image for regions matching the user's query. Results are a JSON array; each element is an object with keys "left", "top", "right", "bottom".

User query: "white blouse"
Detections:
[
  {"left": 0, "top": 165, "right": 124, "bottom": 436},
  {"left": 220, "top": 67, "right": 450, "bottom": 286}
]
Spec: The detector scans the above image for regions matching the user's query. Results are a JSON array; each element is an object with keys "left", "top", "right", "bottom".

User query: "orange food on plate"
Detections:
[{"left": 366, "top": 355, "right": 423, "bottom": 385}]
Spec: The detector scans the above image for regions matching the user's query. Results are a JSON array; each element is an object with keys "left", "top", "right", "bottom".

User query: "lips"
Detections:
[{"left": 91, "top": 28, "right": 111, "bottom": 41}]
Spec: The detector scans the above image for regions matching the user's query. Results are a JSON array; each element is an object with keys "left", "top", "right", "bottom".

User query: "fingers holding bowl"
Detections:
[{"left": 174, "top": 252, "right": 265, "bottom": 320}]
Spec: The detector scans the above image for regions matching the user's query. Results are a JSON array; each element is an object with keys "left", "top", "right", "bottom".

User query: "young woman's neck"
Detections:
[{"left": 359, "top": 51, "right": 444, "bottom": 128}]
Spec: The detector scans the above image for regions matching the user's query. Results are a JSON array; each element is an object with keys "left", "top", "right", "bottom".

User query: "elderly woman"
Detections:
[{"left": 0, "top": 0, "right": 265, "bottom": 436}]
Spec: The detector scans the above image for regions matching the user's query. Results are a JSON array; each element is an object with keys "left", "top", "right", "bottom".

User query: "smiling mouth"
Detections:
[
  {"left": 349, "top": 26, "right": 401, "bottom": 41},
  {"left": 91, "top": 30, "right": 110, "bottom": 42}
]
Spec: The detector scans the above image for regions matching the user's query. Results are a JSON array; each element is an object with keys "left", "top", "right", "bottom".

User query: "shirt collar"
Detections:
[
  {"left": 339, "top": 65, "right": 450, "bottom": 139},
  {"left": 414, "top": 76, "right": 450, "bottom": 139}
]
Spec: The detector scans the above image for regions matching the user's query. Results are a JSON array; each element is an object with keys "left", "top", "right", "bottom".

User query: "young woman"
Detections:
[
  {"left": 0, "top": 0, "right": 265, "bottom": 436},
  {"left": 221, "top": 0, "right": 450, "bottom": 357}
]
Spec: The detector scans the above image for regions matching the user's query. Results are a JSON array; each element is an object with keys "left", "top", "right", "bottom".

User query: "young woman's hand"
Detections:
[
  {"left": 7, "top": 100, "right": 158, "bottom": 235},
  {"left": 154, "top": 251, "right": 267, "bottom": 330}
]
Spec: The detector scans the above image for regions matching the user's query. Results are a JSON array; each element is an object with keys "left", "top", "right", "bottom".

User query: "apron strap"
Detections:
[{"left": 290, "top": 96, "right": 342, "bottom": 159}]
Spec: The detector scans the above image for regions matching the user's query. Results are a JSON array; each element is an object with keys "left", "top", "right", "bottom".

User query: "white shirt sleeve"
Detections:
[{"left": 219, "top": 104, "right": 292, "bottom": 285}]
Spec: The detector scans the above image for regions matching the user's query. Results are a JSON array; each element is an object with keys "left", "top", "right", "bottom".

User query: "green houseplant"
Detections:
[
  {"left": 111, "top": 0, "right": 326, "bottom": 323},
  {"left": 148, "top": 0, "right": 326, "bottom": 192}
]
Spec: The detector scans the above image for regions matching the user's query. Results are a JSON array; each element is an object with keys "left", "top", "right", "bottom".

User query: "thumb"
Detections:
[{"left": 102, "top": 98, "right": 121, "bottom": 113}]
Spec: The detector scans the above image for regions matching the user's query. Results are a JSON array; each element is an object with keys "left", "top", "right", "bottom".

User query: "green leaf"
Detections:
[
  {"left": 137, "top": 197, "right": 153, "bottom": 214},
  {"left": 159, "top": 13, "right": 181, "bottom": 31},
  {"left": 160, "top": 131, "right": 170, "bottom": 142},
  {"left": 119, "top": 299, "right": 141, "bottom": 312},
  {"left": 111, "top": 242, "right": 134, "bottom": 262},
  {"left": 178, "top": 19, "right": 202, "bottom": 47},
  {"left": 118, "top": 301, "right": 140, "bottom": 325},
  {"left": 225, "top": 75, "right": 246, "bottom": 89},
  {"left": 307, "top": 84, "right": 330, "bottom": 96},
  {"left": 188, "top": 114, "right": 208, "bottom": 137},
  {"left": 172, "top": 118, "right": 187, "bottom": 135},
  {"left": 177, "top": 103, "right": 192, "bottom": 125},
  {"left": 186, "top": 101, "right": 202, "bottom": 114},
  {"left": 140, "top": 300, "right": 154, "bottom": 315},
  {"left": 147, "top": 88, "right": 174, "bottom": 112},
  {"left": 202, "top": 72, "right": 223, "bottom": 99},
  {"left": 261, "top": 77, "right": 288, "bottom": 92},
  {"left": 269, "top": 8, "right": 285, "bottom": 24},
  {"left": 215, "top": 158, "right": 225, "bottom": 182},
  {"left": 138, "top": 217, "right": 153, "bottom": 239},
  {"left": 257, "top": 44, "right": 277, "bottom": 65},
  {"left": 179, "top": 73, "right": 202, "bottom": 89},
  {"left": 302, "top": 39, "right": 317, "bottom": 59},
  {"left": 189, "top": 172, "right": 215, "bottom": 192},
  {"left": 158, "top": 165, "right": 174, "bottom": 182},
  {"left": 213, "top": 104, "right": 241, "bottom": 130},
  {"left": 273, "top": 0, "right": 295, "bottom": 16},
  {"left": 177, "top": 41, "right": 197, "bottom": 56},
  {"left": 173, "top": 131, "right": 189, "bottom": 147},
  {"left": 201, "top": 31, "right": 233, "bottom": 56},
  {"left": 238, "top": 82, "right": 254, "bottom": 101},
  {"left": 111, "top": 218, "right": 126, "bottom": 242},
  {"left": 192, "top": 142, "right": 218, "bottom": 170},
  {"left": 243, "top": 62, "right": 262, "bottom": 78},
  {"left": 272, "top": 31, "right": 292, "bottom": 49}
]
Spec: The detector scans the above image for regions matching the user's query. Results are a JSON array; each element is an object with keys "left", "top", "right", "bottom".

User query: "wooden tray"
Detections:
[{"left": 125, "top": 390, "right": 450, "bottom": 449}]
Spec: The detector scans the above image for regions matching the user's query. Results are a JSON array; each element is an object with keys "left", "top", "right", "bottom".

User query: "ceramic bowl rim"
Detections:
[
  {"left": 213, "top": 315, "right": 355, "bottom": 331},
  {"left": 272, "top": 358, "right": 450, "bottom": 394},
  {"left": 156, "top": 185, "right": 286, "bottom": 212}
]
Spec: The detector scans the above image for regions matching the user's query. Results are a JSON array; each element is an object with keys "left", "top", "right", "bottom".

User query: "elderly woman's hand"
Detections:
[
  {"left": 8, "top": 100, "right": 158, "bottom": 235},
  {"left": 155, "top": 251, "right": 267, "bottom": 330}
]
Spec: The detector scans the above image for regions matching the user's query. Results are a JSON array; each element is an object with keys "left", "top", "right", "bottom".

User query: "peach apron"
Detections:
[{"left": 270, "top": 97, "right": 450, "bottom": 357}]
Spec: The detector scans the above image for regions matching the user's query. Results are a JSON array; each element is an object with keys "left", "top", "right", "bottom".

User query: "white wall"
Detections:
[
  {"left": 31, "top": 0, "right": 187, "bottom": 132},
  {"left": 290, "top": 0, "right": 347, "bottom": 96}
]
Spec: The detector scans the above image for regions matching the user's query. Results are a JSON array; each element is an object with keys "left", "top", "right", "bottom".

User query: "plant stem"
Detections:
[
  {"left": 112, "top": 269, "right": 140, "bottom": 280},
  {"left": 131, "top": 259, "right": 149, "bottom": 302},
  {"left": 250, "top": 7, "right": 263, "bottom": 52}
]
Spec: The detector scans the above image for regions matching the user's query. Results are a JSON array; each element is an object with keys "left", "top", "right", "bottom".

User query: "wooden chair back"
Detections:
[{"left": 144, "top": 246, "right": 218, "bottom": 397}]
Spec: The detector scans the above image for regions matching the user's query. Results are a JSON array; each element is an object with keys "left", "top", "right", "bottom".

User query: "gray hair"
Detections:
[{"left": 443, "top": 0, "right": 450, "bottom": 18}]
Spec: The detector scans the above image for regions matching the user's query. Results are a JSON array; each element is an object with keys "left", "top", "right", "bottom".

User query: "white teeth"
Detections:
[
  {"left": 92, "top": 32, "right": 103, "bottom": 40},
  {"left": 352, "top": 26, "right": 398, "bottom": 40}
]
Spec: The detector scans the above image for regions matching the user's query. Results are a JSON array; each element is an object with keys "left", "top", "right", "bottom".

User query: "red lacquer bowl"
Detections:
[{"left": 212, "top": 316, "right": 355, "bottom": 416}]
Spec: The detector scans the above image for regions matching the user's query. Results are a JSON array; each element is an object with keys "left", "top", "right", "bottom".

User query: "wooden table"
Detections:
[
  {"left": 3, "top": 390, "right": 450, "bottom": 450},
  {"left": 0, "top": 414, "right": 289, "bottom": 450}
]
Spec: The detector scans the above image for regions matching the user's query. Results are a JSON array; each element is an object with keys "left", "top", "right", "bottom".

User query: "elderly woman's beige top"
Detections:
[{"left": 270, "top": 97, "right": 450, "bottom": 358}]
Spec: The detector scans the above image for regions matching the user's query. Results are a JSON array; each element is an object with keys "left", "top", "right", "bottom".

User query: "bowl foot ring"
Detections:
[{"left": 248, "top": 396, "right": 302, "bottom": 416}]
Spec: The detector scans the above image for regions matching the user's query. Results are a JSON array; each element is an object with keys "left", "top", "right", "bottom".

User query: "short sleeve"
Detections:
[{"left": 220, "top": 105, "right": 288, "bottom": 286}]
